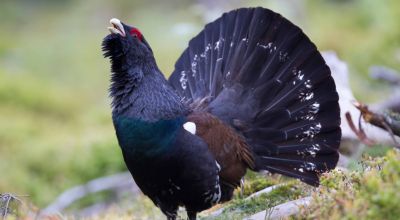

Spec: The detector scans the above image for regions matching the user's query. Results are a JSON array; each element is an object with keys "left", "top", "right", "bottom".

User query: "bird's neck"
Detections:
[
  {"left": 110, "top": 63, "right": 187, "bottom": 121},
  {"left": 110, "top": 64, "right": 189, "bottom": 158}
]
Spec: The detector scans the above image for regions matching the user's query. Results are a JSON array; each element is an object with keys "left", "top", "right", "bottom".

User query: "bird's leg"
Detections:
[
  {"left": 187, "top": 210, "right": 197, "bottom": 220},
  {"left": 161, "top": 206, "right": 178, "bottom": 220},
  {"left": 166, "top": 216, "right": 176, "bottom": 220},
  {"left": 165, "top": 212, "right": 177, "bottom": 220}
]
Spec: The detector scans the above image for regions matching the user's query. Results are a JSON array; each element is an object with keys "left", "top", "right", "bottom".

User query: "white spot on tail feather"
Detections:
[
  {"left": 179, "top": 71, "right": 188, "bottom": 90},
  {"left": 296, "top": 143, "right": 321, "bottom": 157},
  {"left": 183, "top": 122, "right": 196, "bottom": 135},
  {"left": 302, "top": 162, "right": 317, "bottom": 171},
  {"left": 300, "top": 102, "right": 320, "bottom": 121},
  {"left": 296, "top": 123, "right": 322, "bottom": 142},
  {"left": 310, "top": 102, "right": 320, "bottom": 114},
  {"left": 214, "top": 39, "right": 223, "bottom": 50},
  {"left": 206, "top": 43, "right": 212, "bottom": 50},
  {"left": 307, "top": 144, "right": 321, "bottom": 157},
  {"left": 304, "top": 79, "right": 312, "bottom": 88},
  {"left": 303, "top": 123, "right": 322, "bottom": 139},
  {"left": 298, "top": 72, "right": 304, "bottom": 81},
  {"left": 257, "top": 43, "right": 269, "bottom": 49},
  {"left": 279, "top": 51, "right": 289, "bottom": 62},
  {"left": 299, "top": 92, "right": 314, "bottom": 102},
  {"left": 191, "top": 54, "right": 199, "bottom": 76}
]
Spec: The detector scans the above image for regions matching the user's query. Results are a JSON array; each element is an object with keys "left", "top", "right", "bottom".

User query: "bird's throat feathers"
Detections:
[{"left": 109, "top": 67, "right": 187, "bottom": 120}]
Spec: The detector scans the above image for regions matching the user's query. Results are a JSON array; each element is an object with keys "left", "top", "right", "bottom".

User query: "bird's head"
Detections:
[{"left": 102, "top": 18, "right": 154, "bottom": 72}]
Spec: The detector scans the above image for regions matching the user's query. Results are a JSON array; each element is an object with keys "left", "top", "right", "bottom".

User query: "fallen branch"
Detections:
[
  {"left": 244, "top": 184, "right": 285, "bottom": 201},
  {"left": 353, "top": 101, "right": 400, "bottom": 148},
  {"left": 369, "top": 66, "right": 400, "bottom": 86},
  {"left": 244, "top": 196, "right": 313, "bottom": 220},
  {"left": 322, "top": 52, "right": 400, "bottom": 143},
  {"left": 373, "top": 94, "right": 400, "bottom": 113},
  {"left": 369, "top": 66, "right": 400, "bottom": 113},
  {"left": 345, "top": 112, "right": 375, "bottom": 146},
  {"left": 42, "top": 172, "right": 138, "bottom": 215}
]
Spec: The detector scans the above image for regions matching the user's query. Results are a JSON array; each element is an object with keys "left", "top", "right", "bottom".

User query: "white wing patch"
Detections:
[{"left": 183, "top": 122, "right": 196, "bottom": 135}]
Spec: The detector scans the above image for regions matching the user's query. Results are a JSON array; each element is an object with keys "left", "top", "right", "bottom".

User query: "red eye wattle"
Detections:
[{"left": 129, "top": 28, "right": 143, "bottom": 41}]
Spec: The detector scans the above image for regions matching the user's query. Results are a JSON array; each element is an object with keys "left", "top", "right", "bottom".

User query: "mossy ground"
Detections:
[
  {"left": 201, "top": 182, "right": 307, "bottom": 220},
  {"left": 294, "top": 150, "right": 400, "bottom": 220},
  {"left": 200, "top": 149, "right": 400, "bottom": 220},
  {"left": 3, "top": 150, "right": 400, "bottom": 219}
]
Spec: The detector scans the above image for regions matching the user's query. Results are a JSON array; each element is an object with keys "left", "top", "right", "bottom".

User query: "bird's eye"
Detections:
[{"left": 129, "top": 28, "right": 143, "bottom": 41}]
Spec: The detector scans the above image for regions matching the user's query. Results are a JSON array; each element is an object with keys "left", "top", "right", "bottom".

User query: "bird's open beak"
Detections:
[{"left": 108, "top": 18, "right": 126, "bottom": 37}]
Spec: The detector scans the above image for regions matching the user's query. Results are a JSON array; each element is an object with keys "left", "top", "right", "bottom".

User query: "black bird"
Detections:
[{"left": 102, "top": 7, "right": 341, "bottom": 220}]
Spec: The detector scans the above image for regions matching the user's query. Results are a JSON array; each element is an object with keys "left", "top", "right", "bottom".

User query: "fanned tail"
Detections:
[{"left": 169, "top": 7, "right": 341, "bottom": 185}]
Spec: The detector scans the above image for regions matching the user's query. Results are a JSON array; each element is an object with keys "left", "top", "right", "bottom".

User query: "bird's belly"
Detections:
[
  {"left": 126, "top": 161, "right": 185, "bottom": 208},
  {"left": 125, "top": 153, "right": 221, "bottom": 212}
]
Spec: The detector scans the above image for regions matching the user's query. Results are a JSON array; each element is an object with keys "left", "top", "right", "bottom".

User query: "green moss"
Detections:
[
  {"left": 363, "top": 144, "right": 393, "bottom": 157},
  {"left": 234, "top": 171, "right": 279, "bottom": 198},
  {"left": 296, "top": 150, "right": 400, "bottom": 220},
  {"left": 202, "top": 181, "right": 307, "bottom": 220}
]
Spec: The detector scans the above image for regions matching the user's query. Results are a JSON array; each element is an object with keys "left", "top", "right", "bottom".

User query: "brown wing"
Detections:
[{"left": 187, "top": 111, "right": 255, "bottom": 187}]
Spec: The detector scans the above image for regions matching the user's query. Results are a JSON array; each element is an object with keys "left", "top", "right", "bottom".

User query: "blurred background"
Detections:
[{"left": 1, "top": 0, "right": 399, "bottom": 218}]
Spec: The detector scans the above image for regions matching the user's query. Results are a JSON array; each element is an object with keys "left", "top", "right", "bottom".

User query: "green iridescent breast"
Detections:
[{"left": 113, "top": 116, "right": 185, "bottom": 158}]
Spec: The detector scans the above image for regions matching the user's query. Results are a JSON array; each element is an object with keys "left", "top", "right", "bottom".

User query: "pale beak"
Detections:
[{"left": 108, "top": 18, "right": 126, "bottom": 37}]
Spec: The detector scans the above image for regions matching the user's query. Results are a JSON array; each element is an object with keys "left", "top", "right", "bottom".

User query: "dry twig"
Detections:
[
  {"left": 351, "top": 101, "right": 400, "bottom": 148},
  {"left": 0, "top": 193, "right": 27, "bottom": 220},
  {"left": 345, "top": 112, "right": 375, "bottom": 146},
  {"left": 42, "top": 172, "right": 137, "bottom": 215}
]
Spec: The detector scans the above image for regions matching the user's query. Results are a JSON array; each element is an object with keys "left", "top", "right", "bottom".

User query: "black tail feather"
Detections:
[{"left": 169, "top": 7, "right": 341, "bottom": 185}]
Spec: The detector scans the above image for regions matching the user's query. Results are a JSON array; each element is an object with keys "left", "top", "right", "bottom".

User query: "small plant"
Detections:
[{"left": 0, "top": 193, "right": 26, "bottom": 219}]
